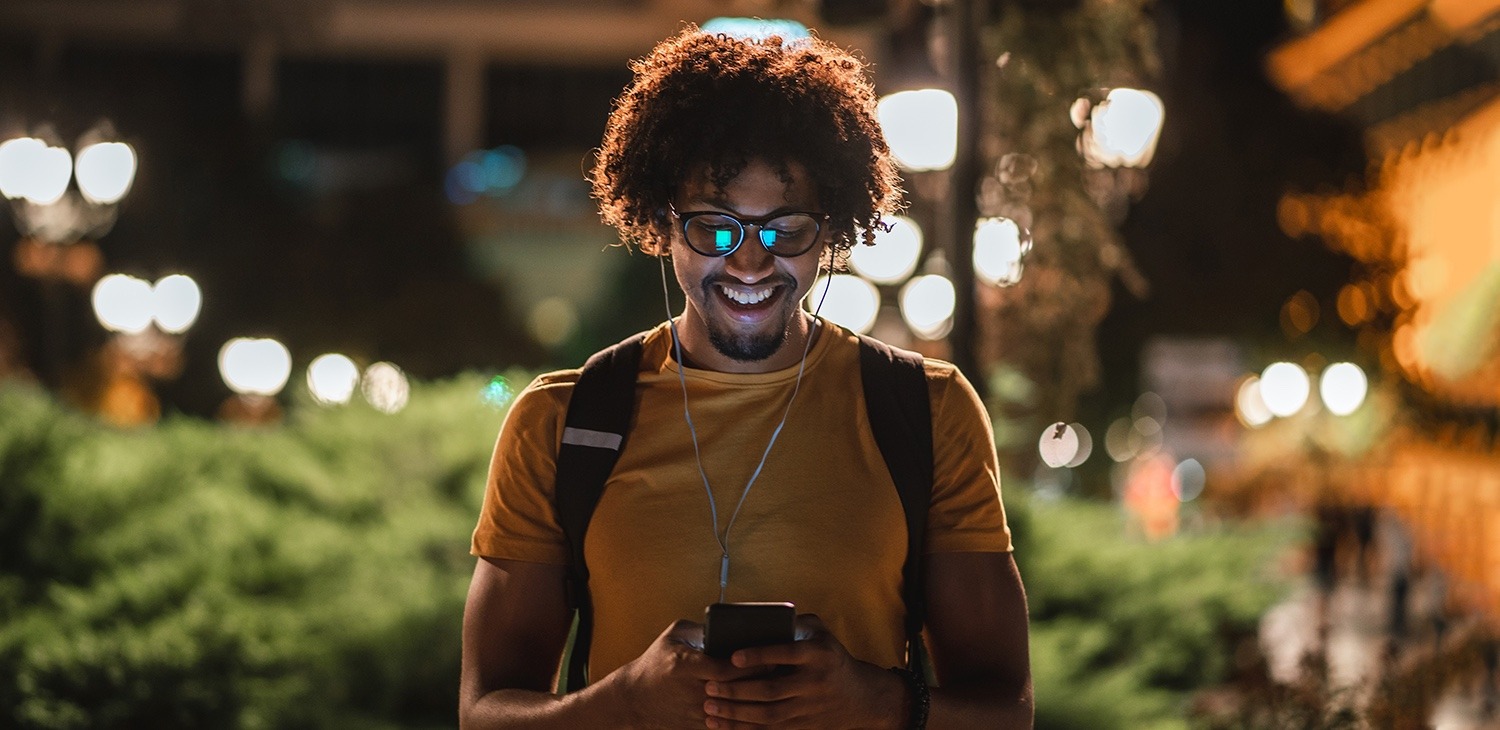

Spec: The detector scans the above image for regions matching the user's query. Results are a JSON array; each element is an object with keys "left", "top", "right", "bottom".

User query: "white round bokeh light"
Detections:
[
  {"left": 307, "top": 353, "right": 360, "bottom": 405},
  {"left": 219, "top": 337, "right": 293, "bottom": 397},
  {"left": 1038, "top": 422, "right": 1080, "bottom": 468},
  {"left": 74, "top": 141, "right": 137, "bottom": 204},
  {"left": 1319, "top": 362, "right": 1368, "bottom": 416},
  {"left": 973, "top": 217, "right": 1026, "bottom": 286},
  {"left": 150, "top": 274, "right": 202, "bottom": 334},
  {"left": 91, "top": 274, "right": 155, "bottom": 334},
  {"left": 362, "top": 361, "right": 410, "bottom": 414},
  {"left": 807, "top": 274, "right": 880, "bottom": 334},
  {"left": 1235, "top": 376, "right": 1274, "bottom": 427},
  {"left": 849, "top": 216, "right": 922, "bottom": 284},
  {"left": 899, "top": 274, "right": 955, "bottom": 340},
  {"left": 1259, "top": 362, "right": 1311, "bottom": 417},
  {"left": 877, "top": 89, "right": 958, "bottom": 172}
]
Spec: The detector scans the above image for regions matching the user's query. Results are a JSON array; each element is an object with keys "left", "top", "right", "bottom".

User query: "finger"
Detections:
[
  {"left": 663, "top": 618, "right": 706, "bottom": 648},
  {"left": 793, "top": 612, "right": 830, "bottom": 639},
  {"left": 705, "top": 697, "right": 797, "bottom": 726},
  {"left": 706, "top": 676, "right": 800, "bottom": 703},
  {"left": 732, "top": 640, "right": 819, "bottom": 668}
]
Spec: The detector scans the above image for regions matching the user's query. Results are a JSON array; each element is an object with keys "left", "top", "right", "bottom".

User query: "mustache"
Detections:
[{"left": 699, "top": 273, "right": 798, "bottom": 293}]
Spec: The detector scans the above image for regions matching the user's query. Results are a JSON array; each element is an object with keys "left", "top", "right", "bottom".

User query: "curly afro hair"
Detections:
[{"left": 590, "top": 26, "right": 904, "bottom": 255}]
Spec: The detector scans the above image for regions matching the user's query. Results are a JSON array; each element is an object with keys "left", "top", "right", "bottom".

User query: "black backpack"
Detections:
[{"left": 552, "top": 330, "right": 933, "bottom": 692}]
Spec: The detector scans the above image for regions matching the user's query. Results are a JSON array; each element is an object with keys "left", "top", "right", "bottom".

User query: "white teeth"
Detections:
[{"left": 718, "top": 284, "right": 775, "bottom": 305}]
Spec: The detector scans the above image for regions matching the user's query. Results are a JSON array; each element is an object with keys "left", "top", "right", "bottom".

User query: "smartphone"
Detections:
[{"left": 703, "top": 602, "right": 796, "bottom": 659}]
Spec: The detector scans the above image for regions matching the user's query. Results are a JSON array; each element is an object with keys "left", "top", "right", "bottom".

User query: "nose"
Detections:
[{"left": 723, "top": 227, "right": 774, "bottom": 282}]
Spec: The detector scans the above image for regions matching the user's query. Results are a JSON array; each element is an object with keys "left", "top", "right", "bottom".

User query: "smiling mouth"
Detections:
[{"left": 717, "top": 284, "right": 778, "bottom": 306}]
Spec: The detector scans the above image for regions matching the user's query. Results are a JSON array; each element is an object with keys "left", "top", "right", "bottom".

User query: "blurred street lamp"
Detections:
[
  {"left": 3, "top": 123, "right": 138, "bottom": 389},
  {"left": 307, "top": 353, "right": 360, "bottom": 405},
  {"left": 900, "top": 273, "right": 956, "bottom": 340},
  {"left": 1260, "top": 361, "right": 1311, "bottom": 417},
  {"left": 1073, "top": 88, "right": 1165, "bottom": 226},
  {"left": 972, "top": 217, "right": 1031, "bottom": 286},
  {"left": 1318, "top": 362, "right": 1369, "bottom": 416},
  {"left": 217, "top": 337, "right": 291, "bottom": 424},
  {"left": 1236, "top": 375, "right": 1274, "bottom": 427},
  {"left": 1, "top": 125, "right": 137, "bottom": 251},
  {"left": 1078, "top": 88, "right": 1165, "bottom": 169},
  {"left": 362, "top": 361, "right": 410, "bottom": 414},
  {"left": 807, "top": 274, "right": 880, "bottom": 334},
  {"left": 849, "top": 215, "right": 922, "bottom": 284},
  {"left": 877, "top": 89, "right": 958, "bottom": 172}
]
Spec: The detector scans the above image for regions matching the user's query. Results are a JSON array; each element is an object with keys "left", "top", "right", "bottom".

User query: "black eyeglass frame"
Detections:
[{"left": 668, "top": 202, "right": 831, "bottom": 258}]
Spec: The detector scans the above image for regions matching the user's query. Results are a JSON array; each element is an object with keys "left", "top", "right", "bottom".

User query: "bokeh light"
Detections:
[
  {"left": 1082, "top": 88, "right": 1165, "bottom": 168},
  {"left": 528, "top": 297, "right": 578, "bottom": 348},
  {"left": 849, "top": 216, "right": 922, "bottom": 284},
  {"left": 807, "top": 274, "right": 880, "bottom": 334},
  {"left": 219, "top": 338, "right": 292, "bottom": 397},
  {"left": 899, "top": 274, "right": 955, "bottom": 340},
  {"left": 1260, "top": 361, "right": 1310, "bottom": 417},
  {"left": 362, "top": 362, "right": 410, "bottom": 414},
  {"left": 91, "top": 274, "right": 154, "bottom": 334},
  {"left": 74, "top": 141, "right": 137, "bottom": 204},
  {"left": 150, "top": 274, "right": 202, "bottom": 333},
  {"left": 973, "top": 217, "right": 1028, "bottom": 286},
  {"left": 1038, "top": 422, "right": 1080, "bottom": 468},
  {"left": 700, "top": 17, "right": 810, "bottom": 41},
  {"left": 0, "top": 137, "right": 73, "bottom": 204},
  {"left": 1065, "top": 422, "right": 1093, "bottom": 468},
  {"left": 482, "top": 375, "right": 515, "bottom": 409},
  {"left": 307, "top": 353, "right": 360, "bottom": 405},
  {"left": 1105, "top": 417, "right": 1136, "bottom": 462},
  {"left": 877, "top": 89, "right": 958, "bottom": 172},
  {"left": 1172, "top": 458, "right": 1206, "bottom": 501},
  {"left": 1319, "top": 361, "right": 1368, "bottom": 416},
  {"left": 1235, "top": 376, "right": 1274, "bottom": 427}
]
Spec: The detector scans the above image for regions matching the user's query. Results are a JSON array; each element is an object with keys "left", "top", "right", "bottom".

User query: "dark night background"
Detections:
[{"left": 0, "top": 1, "right": 1366, "bottom": 422}]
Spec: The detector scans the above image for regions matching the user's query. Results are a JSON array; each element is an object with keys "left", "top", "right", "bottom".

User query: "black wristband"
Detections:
[{"left": 888, "top": 666, "right": 930, "bottom": 730}]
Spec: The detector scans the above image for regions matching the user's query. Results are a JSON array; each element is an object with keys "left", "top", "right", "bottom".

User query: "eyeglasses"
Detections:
[{"left": 669, "top": 203, "right": 829, "bottom": 258}]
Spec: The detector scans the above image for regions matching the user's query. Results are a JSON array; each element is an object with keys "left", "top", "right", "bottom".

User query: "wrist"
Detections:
[{"left": 887, "top": 666, "right": 929, "bottom": 730}]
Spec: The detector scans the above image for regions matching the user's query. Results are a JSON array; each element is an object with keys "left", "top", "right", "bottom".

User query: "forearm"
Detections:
[
  {"left": 460, "top": 673, "right": 631, "bottom": 730},
  {"left": 925, "top": 677, "right": 1033, "bottom": 730}
]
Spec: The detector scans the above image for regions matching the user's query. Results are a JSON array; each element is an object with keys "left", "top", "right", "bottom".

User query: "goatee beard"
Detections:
[{"left": 700, "top": 275, "right": 798, "bottom": 363}]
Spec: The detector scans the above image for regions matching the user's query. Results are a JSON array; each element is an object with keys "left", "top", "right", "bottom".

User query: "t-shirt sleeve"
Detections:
[
  {"left": 469, "top": 374, "right": 574, "bottom": 565},
  {"left": 925, "top": 363, "right": 1013, "bottom": 553}
]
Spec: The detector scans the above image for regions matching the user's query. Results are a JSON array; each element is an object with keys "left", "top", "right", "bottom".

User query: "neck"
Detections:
[{"left": 670, "top": 312, "right": 820, "bottom": 374}]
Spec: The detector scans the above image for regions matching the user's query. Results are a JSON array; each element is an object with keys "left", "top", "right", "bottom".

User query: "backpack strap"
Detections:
[
  {"left": 856, "top": 334, "right": 934, "bottom": 675},
  {"left": 554, "top": 331, "right": 648, "bottom": 692}
]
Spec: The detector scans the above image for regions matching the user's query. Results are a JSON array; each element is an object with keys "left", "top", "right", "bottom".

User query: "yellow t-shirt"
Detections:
[{"left": 471, "top": 321, "right": 1011, "bottom": 682}]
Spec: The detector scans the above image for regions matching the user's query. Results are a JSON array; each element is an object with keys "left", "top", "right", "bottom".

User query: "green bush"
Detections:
[
  {"left": 0, "top": 378, "right": 1299, "bottom": 728},
  {"left": 1010, "top": 495, "right": 1302, "bottom": 730},
  {"left": 0, "top": 377, "right": 509, "bottom": 729}
]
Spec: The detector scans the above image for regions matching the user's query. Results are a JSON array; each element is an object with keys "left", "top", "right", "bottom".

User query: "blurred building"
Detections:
[{"left": 1268, "top": 0, "right": 1500, "bottom": 631}]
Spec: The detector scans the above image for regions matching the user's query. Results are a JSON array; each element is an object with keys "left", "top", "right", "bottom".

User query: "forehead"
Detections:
[{"left": 678, "top": 158, "right": 819, "bottom": 211}]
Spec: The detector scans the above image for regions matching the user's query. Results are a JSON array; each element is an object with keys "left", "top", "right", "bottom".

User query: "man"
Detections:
[{"left": 461, "top": 27, "right": 1031, "bottom": 729}]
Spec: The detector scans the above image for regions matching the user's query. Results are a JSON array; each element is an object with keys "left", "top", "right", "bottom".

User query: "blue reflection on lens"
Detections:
[{"left": 715, "top": 229, "right": 734, "bottom": 252}]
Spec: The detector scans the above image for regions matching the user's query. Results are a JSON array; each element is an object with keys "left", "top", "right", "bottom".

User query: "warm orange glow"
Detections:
[
  {"left": 1336, "top": 282, "right": 1371, "bottom": 326},
  {"left": 1279, "top": 290, "right": 1319, "bottom": 339}
]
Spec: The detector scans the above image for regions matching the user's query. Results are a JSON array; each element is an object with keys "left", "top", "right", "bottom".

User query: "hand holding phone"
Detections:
[{"left": 703, "top": 602, "right": 795, "bottom": 659}]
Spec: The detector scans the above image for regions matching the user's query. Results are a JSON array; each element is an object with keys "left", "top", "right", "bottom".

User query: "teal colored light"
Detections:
[
  {"left": 715, "top": 228, "right": 734, "bottom": 252},
  {"left": 482, "top": 375, "right": 515, "bottom": 409},
  {"left": 701, "top": 17, "right": 810, "bottom": 43}
]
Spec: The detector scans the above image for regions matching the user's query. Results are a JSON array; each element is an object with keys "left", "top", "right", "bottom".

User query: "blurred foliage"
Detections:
[
  {"left": 2, "top": 376, "right": 1297, "bottom": 728},
  {"left": 1007, "top": 494, "right": 1304, "bottom": 730},
  {"left": 0, "top": 376, "right": 508, "bottom": 729}
]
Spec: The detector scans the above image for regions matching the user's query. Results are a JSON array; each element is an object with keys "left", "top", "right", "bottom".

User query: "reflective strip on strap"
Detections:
[{"left": 561, "top": 427, "right": 623, "bottom": 451}]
